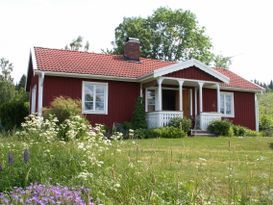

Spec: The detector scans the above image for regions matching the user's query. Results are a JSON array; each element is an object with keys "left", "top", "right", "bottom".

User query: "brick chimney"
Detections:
[{"left": 123, "top": 37, "right": 140, "bottom": 61}]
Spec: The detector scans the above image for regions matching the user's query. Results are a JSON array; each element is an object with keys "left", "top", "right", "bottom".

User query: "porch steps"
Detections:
[{"left": 190, "top": 129, "right": 214, "bottom": 136}]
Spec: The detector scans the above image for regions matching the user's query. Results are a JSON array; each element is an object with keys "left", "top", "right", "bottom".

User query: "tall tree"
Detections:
[
  {"left": 0, "top": 58, "right": 13, "bottom": 83},
  {"left": 113, "top": 7, "right": 214, "bottom": 64},
  {"left": 213, "top": 54, "right": 232, "bottom": 68},
  {"left": 65, "top": 36, "right": 90, "bottom": 51},
  {"left": 16, "top": 74, "right": 26, "bottom": 90},
  {"left": 268, "top": 80, "right": 273, "bottom": 90}
]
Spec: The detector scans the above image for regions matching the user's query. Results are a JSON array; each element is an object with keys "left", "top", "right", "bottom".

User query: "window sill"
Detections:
[
  {"left": 82, "top": 110, "right": 108, "bottom": 115},
  {"left": 221, "top": 114, "right": 235, "bottom": 118}
]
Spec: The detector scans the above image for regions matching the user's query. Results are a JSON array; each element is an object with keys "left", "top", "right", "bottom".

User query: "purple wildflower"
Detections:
[
  {"left": 7, "top": 152, "right": 13, "bottom": 166},
  {"left": 23, "top": 149, "right": 30, "bottom": 163},
  {"left": 0, "top": 183, "right": 94, "bottom": 205},
  {"left": 0, "top": 163, "right": 2, "bottom": 171}
]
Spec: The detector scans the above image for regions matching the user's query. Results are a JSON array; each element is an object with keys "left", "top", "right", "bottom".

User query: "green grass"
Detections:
[{"left": 0, "top": 136, "right": 273, "bottom": 204}]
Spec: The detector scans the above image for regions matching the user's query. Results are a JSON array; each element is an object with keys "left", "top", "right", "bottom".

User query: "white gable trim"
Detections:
[
  {"left": 31, "top": 47, "right": 38, "bottom": 71},
  {"left": 153, "top": 59, "right": 230, "bottom": 84}
]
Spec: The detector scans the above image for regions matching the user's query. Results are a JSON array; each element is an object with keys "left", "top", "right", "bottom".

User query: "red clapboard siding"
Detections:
[
  {"left": 225, "top": 91, "right": 256, "bottom": 130},
  {"left": 203, "top": 88, "right": 217, "bottom": 112},
  {"left": 164, "top": 66, "right": 221, "bottom": 82},
  {"left": 43, "top": 76, "right": 140, "bottom": 128},
  {"left": 199, "top": 89, "right": 256, "bottom": 130}
]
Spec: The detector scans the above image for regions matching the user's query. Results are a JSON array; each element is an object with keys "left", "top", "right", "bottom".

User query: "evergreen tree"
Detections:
[{"left": 131, "top": 97, "right": 147, "bottom": 129}]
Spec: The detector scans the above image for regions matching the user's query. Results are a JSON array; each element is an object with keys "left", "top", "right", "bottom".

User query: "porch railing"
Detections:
[
  {"left": 199, "top": 112, "right": 222, "bottom": 131},
  {"left": 146, "top": 111, "right": 183, "bottom": 128}
]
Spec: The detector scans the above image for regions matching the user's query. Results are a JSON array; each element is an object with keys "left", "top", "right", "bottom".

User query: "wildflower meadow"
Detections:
[{"left": 0, "top": 114, "right": 273, "bottom": 204}]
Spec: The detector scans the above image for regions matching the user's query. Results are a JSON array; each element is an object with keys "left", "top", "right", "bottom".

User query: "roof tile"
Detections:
[{"left": 34, "top": 47, "right": 262, "bottom": 91}]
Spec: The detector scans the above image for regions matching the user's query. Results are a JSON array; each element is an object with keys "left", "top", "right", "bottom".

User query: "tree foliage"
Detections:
[
  {"left": 258, "top": 92, "right": 273, "bottom": 136},
  {"left": 0, "top": 58, "right": 29, "bottom": 130},
  {"left": 65, "top": 36, "right": 90, "bottom": 51},
  {"left": 113, "top": 7, "right": 215, "bottom": 64},
  {"left": 16, "top": 74, "right": 26, "bottom": 90},
  {"left": 213, "top": 54, "right": 232, "bottom": 68},
  {"left": 131, "top": 97, "right": 147, "bottom": 129},
  {"left": 0, "top": 58, "right": 13, "bottom": 83}
]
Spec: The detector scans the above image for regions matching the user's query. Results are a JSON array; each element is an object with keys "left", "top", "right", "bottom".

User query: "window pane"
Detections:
[
  {"left": 85, "top": 94, "right": 93, "bottom": 101},
  {"left": 226, "top": 95, "right": 232, "bottom": 114},
  {"left": 95, "top": 102, "right": 104, "bottom": 111},
  {"left": 147, "top": 89, "right": 156, "bottom": 111},
  {"left": 85, "top": 101, "right": 93, "bottom": 110},
  {"left": 95, "top": 85, "right": 105, "bottom": 111},
  {"left": 96, "top": 86, "right": 104, "bottom": 94},
  {"left": 85, "top": 84, "right": 94, "bottom": 95},
  {"left": 148, "top": 105, "right": 155, "bottom": 112},
  {"left": 220, "top": 94, "right": 225, "bottom": 114}
]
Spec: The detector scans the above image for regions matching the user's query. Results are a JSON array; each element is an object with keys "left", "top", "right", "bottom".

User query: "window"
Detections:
[
  {"left": 146, "top": 89, "right": 156, "bottom": 112},
  {"left": 82, "top": 81, "right": 108, "bottom": 114},
  {"left": 220, "top": 92, "right": 234, "bottom": 117}
]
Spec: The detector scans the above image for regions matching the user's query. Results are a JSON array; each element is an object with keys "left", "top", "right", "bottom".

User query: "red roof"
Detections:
[
  {"left": 215, "top": 68, "right": 262, "bottom": 91},
  {"left": 34, "top": 47, "right": 174, "bottom": 78},
  {"left": 34, "top": 47, "right": 262, "bottom": 91}
]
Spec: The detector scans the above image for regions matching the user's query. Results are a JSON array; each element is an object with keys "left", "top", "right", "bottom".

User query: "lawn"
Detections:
[{"left": 0, "top": 136, "right": 273, "bottom": 204}]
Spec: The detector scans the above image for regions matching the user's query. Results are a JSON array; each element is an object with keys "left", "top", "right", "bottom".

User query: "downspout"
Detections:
[
  {"left": 38, "top": 72, "right": 44, "bottom": 117},
  {"left": 255, "top": 93, "right": 259, "bottom": 132}
]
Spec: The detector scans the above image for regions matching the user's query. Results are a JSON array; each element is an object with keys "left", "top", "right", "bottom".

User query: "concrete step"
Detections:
[{"left": 190, "top": 129, "right": 213, "bottom": 136}]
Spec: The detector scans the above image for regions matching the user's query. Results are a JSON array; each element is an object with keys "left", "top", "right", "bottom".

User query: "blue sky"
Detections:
[{"left": 1, "top": 0, "right": 272, "bottom": 83}]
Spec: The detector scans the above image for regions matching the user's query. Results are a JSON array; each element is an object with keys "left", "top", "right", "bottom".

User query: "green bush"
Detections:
[
  {"left": 151, "top": 126, "right": 186, "bottom": 138},
  {"left": 259, "top": 115, "right": 273, "bottom": 136},
  {"left": 134, "top": 128, "right": 149, "bottom": 139},
  {"left": 232, "top": 125, "right": 259, "bottom": 137},
  {"left": 208, "top": 120, "right": 233, "bottom": 136},
  {"left": 131, "top": 97, "right": 147, "bottom": 129},
  {"left": 113, "top": 122, "right": 133, "bottom": 139},
  {"left": 0, "top": 100, "right": 29, "bottom": 130},
  {"left": 168, "top": 117, "right": 192, "bottom": 133},
  {"left": 43, "top": 96, "right": 81, "bottom": 124}
]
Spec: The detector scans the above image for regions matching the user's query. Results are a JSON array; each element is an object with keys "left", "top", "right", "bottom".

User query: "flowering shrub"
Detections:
[
  {"left": 17, "top": 114, "right": 94, "bottom": 142},
  {"left": 43, "top": 96, "right": 82, "bottom": 124},
  {"left": 59, "top": 115, "right": 90, "bottom": 141},
  {"left": 17, "top": 114, "right": 59, "bottom": 142},
  {"left": 0, "top": 183, "right": 94, "bottom": 205}
]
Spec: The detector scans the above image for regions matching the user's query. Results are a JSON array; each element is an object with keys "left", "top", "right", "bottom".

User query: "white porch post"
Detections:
[
  {"left": 157, "top": 78, "right": 163, "bottom": 111},
  {"left": 145, "top": 88, "right": 148, "bottom": 112},
  {"left": 194, "top": 87, "right": 197, "bottom": 116},
  {"left": 140, "top": 83, "right": 143, "bottom": 98},
  {"left": 190, "top": 89, "right": 193, "bottom": 116},
  {"left": 216, "top": 83, "right": 221, "bottom": 113},
  {"left": 178, "top": 80, "right": 184, "bottom": 112},
  {"left": 198, "top": 82, "right": 204, "bottom": 113},
  {"left": 38, "top": 72, "right": 45, "bottom": 117}
]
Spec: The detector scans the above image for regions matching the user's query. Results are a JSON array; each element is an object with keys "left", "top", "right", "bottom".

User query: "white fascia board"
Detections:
[
  {"left": 220, "top": 86, "right": 263, "bottom": 93},
  {"left": 34, "top": 70, "right": 138, "bottom": 82},
  {"left": 31, "top": 47, "right": 38, "bottom": 72},
  {"left": 153, "top": 59, "right": 230, "bottom": 84}
]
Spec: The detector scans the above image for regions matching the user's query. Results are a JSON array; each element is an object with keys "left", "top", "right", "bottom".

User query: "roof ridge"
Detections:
[
  {"left": 33, "top": 46, "right": 176, "bottom": 63},
  {"left": 34, "top": 46, "right": 120, "bottom": 57}
]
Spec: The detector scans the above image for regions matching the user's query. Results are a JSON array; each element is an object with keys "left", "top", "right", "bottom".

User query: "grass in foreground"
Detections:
[{"left": 0, "top": 136, "right": 273, "bottom": 204}]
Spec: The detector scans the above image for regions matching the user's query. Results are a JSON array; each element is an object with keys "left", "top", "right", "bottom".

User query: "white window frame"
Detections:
[
  {"left": 145, "top": 87, "right": 157, "bottom": 112},
  {"left": 82, "top": 81, "right": 108, "bottom": 115},
  {"left": 220, "top": 91, "right": 235, "bottom": 118}
]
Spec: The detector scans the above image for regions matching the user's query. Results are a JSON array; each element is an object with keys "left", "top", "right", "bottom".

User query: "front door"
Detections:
[
  {"left": 162, "top": 90, "right": 176, "bottom": 111},
  {"left": 183, "top": 89, "right": 191, "bottom": 119}
]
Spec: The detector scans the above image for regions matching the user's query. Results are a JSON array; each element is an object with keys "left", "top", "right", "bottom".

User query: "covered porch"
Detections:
[{"left": 144, "top": 77, "right": 222, "bottom": 130}]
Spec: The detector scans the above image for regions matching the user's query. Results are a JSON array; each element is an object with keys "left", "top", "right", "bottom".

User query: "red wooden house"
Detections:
[{"left": 26, "top": 38, "right": 263, "bottom": 131}]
